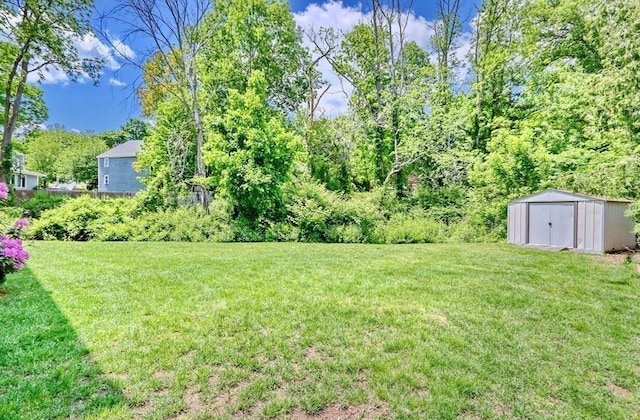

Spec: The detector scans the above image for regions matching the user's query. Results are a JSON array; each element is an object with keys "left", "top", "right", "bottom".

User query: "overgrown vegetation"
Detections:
[
  {"left": 2, "top": 242, "right": 638, "bottom": 418},
  {"left": 4, "top": 0, "right": 640, "bottom": 239},
  {"left": 26, "top": 189, "right": 454, "bottom": 244},
  {"left": 126, "top": 0, "right": 640, "bottom": 239}
]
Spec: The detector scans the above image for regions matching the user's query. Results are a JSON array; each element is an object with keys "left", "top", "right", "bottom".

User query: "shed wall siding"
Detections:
[
  {"left": 578, "top": 201, "right": 603, "bottom": 253},
  {"left": 98, "top": 157, "right": 145, "bottom": 193},
  {"left": 508, "top": 202, "right": 528, "bottom": 244},
  {"left": 603, "top": 202, "right": 635, "bottom": 251}
]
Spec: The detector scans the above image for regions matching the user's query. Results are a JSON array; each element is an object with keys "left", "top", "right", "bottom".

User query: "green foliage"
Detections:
[
  {"left": 25, "top": 127, "right": 108, "bottom": 187},
  {"left": 375, "top": 210, "right": 446, "bottom": 244},
  {"left": 125, "top": 206, "right": 233, "bottom": 242},
  {"left": 286, "top": 181, "right": 383, "bottom": 243},
  {"left": 16, "top": 0, "right": 640, "bottom": 240},
  {"left": 19, "top": 192, "right": 68, "bottom": 218},
  {"left": 205, "top": 72, "right": 299, "bottom": 227},
  {"left": 29, "top": 196, "right": 134, "bottom": 241},
  {"left": 200, "top": 0, "right": 309, "bottom": 113},
  {"left": 1, "top": 0, "right": 103, "bottom": 181},
  {"left": 28, "top": 196, "right": 234, "bottom": 242},
  {"left": 99, "top": 119, "right": 150, "bottom": 148}
]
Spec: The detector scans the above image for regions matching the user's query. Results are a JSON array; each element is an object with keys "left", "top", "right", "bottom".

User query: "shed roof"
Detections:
[
  {"left": 97, "top": 140, "right": 143, "bottom": 158},
  {"left": 510, "top": 189, "right": 631, "bottom": 204}
]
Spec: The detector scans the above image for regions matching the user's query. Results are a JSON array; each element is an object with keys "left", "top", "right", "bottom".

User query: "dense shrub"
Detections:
[
  {"left": 286, "top": 181, "right": 383, "bottom": 243},
  {"left": 28, "top": 195, "right": 234, "bottom": 242},
  {"left": 29, "top": 196, "right": 135, "bottom": 241},
  {"left": 375, "top": 210, "right": 446, "bottom": 244},
  {"left": 27, "top": 186, "right": 457, "bottom": 244},
  {"left": 126, "top": 205, "right": 234, "bottom": 242},
  {"left": 0, "top": 207, "right": 25, "bottom": 230},
  {"left": 19, "top": 192, "right": 68, "bottom": 218}
]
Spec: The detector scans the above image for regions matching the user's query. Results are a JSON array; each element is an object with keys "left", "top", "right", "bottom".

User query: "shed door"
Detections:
[{"left": 528, "top": 202, "right": 575, "bottom": 248}]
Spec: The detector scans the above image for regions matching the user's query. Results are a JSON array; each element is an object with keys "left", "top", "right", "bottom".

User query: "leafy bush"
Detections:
[
  {"left": 28, "top": 195, "right": 234, "bottom": 242},
  {"left": 19, "top": 192, "right": 68, "bottom": 218},
  {"left": 127, "top": 206, "right": 234, "bottom": 242},
  {"left": 0, "top": 207, "right": 25, "bottom": 230},
  {"left": 29, "top": 196, "right": 135, "bottom": 241},
  {"left": 286, "top": 181, "right": 383, "bottom": 243},
  {"left": 375, "top": 210, "right": 446, "bottom": 244}
]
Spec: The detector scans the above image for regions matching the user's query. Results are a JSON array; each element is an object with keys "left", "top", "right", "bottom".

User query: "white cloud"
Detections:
[
  {"left": 452, "top": 31, "right": 474, "bottom": 85},
  {"left": 294, "top": 2, "right": 366, "bottom": 116},
  {"left": 109, "top": 77, "right": 127, "bottom": 87},
  {"left": 25, "top": 32, "right": 135, "bottom": 85},
  {"left": 294, "top": 1, "right": 474, "bottom": 115},
  {"left": 113, "top": 39, "right": 136, "bottom": 60}
]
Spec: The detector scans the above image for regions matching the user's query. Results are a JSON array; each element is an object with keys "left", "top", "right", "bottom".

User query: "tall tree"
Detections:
[
  {"left": 470, "top": 0, "right": 526, "bottom": 151},
  {"left": 101, "top": 0, "right": 213, "bottom": 209},
  {"left": 316, "top": 0, "right": 435, "bottom": 189},
  {"left": 0, "top": 0, "right": 102, "bottom": 182},
  {"left": 204, "top": 71, "right": 299, "bottom": 228}
]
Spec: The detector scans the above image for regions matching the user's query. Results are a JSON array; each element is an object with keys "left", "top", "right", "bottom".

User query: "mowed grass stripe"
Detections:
[{"left": 1, "top": 242, "right": 639, "bottom": 419}]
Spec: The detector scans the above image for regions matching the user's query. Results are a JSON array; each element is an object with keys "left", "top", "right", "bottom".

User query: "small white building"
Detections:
[
  {"left": 12, "top": 152, "right": 45, "bottom": 190},
  {"left": 508, "top": 189, "right": 636, "bottom": 253}
]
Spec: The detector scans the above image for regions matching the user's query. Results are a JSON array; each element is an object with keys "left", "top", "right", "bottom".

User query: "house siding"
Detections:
[
  {"left": 98, "top": 157, "right": 145, "bottom": 192},
  {"left": 13, "top": 174, "right": 39, "bottom": 190}
]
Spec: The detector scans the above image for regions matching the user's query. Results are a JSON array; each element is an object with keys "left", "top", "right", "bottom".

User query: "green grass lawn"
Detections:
[{"left": 1, "top": 242, "right": 639, "bottom": 419}]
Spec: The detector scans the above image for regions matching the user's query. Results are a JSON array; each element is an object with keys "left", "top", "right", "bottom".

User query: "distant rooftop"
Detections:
[{"left": 97, "top": 140, "right": 143, "bottom": 158}]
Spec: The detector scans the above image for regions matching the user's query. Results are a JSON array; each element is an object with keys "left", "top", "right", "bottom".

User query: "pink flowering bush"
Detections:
[
  {"left": 0, "top": 183, "right": 29, "bottom": 283},
  {"left": 0, "top": 182, "right": 8, "bottom": 200}
]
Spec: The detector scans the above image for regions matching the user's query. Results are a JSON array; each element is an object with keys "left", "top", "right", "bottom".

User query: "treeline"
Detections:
[
  {"left": 10, "top": 0, "right": 640, "bottom": 242},
  {"left": 131, "top": 0, "right": 640, "bottom": 241}
]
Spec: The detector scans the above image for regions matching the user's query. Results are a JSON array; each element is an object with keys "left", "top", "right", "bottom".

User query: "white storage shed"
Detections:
[{"left": 508, "top": 189, "right": 636, "bottom": 253}]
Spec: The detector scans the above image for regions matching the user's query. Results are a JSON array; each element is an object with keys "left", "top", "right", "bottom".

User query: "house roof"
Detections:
[
  {"left": 97, "top": 140, "right": 143, "bottom": 158},
  {"left": 510, "top": 189, "right": 631, "bottom": 204},
  {"left": 19, "top": 169, "right": 46, "bottom": 177}
]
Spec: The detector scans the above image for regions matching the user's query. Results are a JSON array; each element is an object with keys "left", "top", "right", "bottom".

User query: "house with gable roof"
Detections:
[{"left": 97, "top": 140, "right": 145, "bottom": 193}]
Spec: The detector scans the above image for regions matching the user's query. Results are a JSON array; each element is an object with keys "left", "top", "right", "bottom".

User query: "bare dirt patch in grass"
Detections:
[
  {"left": 185, "top": 385, "right": 204, "bottom": 412},
  {"left": 491, "top": 397, "right": 512, "bottom": 417},
  {"left": 208, "top": 373, "right": 219, "bottom": 389},
  {"left": 589, "top": 252, "right": 635, "bottom": 267},
  {"left": 427, "top": 313, "right": 449, "bottom": 326},
  {"left": 181, "top": 350, "right": 196, "bottom": 363},
  {"left": 170, "top": 385, "right": 206, "bottom": 420},
  {"left": 606, "top": 381, "right": 632, "bottom": 398},
  {"left": 289, "top": 402, "right": 391, "bottom": 419},
  {"left": 457, "top": 412, "right": 482, "bottom": 420},
  {"left": 305, "top": 347, "right": 324, "bottom": 362},
  {"left": 634, "top": 366, "right": 640, "bottom": 376},
  {"left": 213, "top": 378, "right": 252, "bottom": 416},
  {"left": 134, "top": 399, "right": 154, "bottom": 419},
  {"left": 548, "top": 396, "right": 562, "bottom": 405}
]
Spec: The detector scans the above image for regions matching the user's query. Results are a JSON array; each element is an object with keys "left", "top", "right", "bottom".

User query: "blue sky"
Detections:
[{"left": 38, "top": 0, "right": 478, "bottom": 133}]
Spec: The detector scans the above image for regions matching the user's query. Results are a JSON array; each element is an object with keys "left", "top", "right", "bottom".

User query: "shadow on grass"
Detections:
[{"left": 0, "top": 268, "right": 126, "bottom": 418}]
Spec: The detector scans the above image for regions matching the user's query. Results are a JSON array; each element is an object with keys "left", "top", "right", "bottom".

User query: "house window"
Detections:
[
  {"left": 104, "top": 157, "right": 109, "bottom": 168},
  {"left": 104, "top": 175, "right": 109, "bottom": 185},
  {"left": 18, "top": 176, "right": 25, "bottom": 188}
]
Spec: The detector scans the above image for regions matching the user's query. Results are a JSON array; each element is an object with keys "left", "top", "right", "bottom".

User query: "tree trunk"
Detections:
[
  {"left": 1, "top": 58, "right": 29, "bottom": 184},
  {"left": 192, "top": 102, "right": 209, "bottom": 212}
]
